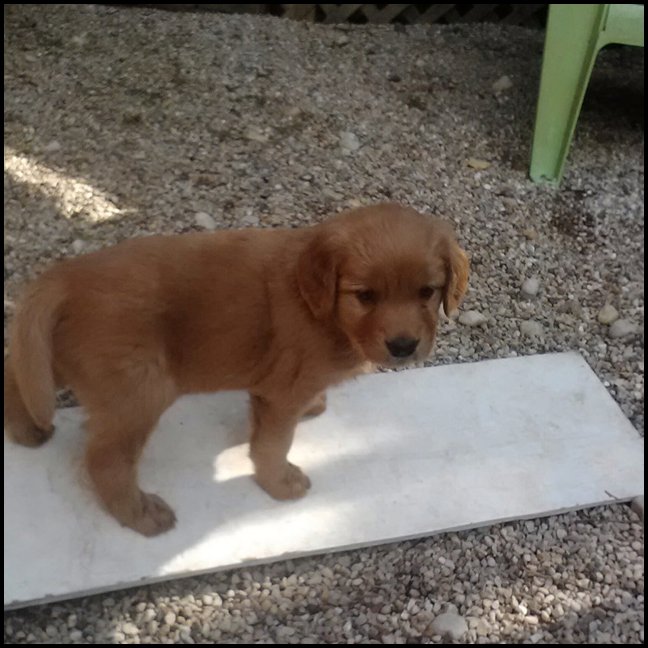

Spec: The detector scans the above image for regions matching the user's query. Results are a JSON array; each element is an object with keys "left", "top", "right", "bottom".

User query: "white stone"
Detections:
[
  {"left": 44, "top": 140, "right": 61, "bottom": 153},
  {"left": 429, "top": 612, "right": 468, "bottom": 640},
  {"left": 608, "top": 319, "right": 637, "bottom": 339},
  {"left": 521, "top": 320, "right": 543, "bottom": 338},
  {"left": 597, "top": 304, "right": 619, "bottom": 325},
  {"left": 240, "top": 214, "right": 260, "bottom": 227},
  {"left": 458, "top": 310, "right": 487, "bottom": 327},
  {"left": 195, "top": 212, "right": 217, "bottom": 230},
  {"left": 122, "top": 622, "right": 139, "bottom": 636},
  {"left": 71, "top": 239, "right": 86, "bottom": 255},
  {"left": 244, "top": 126, "right": 269, "bottom": 143},
  {"left": 492, "top": 75, "right": 513, "bottom": 93},
  {"left": 340, "top": 131, "right": 360, "bottom": 153},
  {"left": 521, "top": 277, "right": 540, "bottom": 297}
]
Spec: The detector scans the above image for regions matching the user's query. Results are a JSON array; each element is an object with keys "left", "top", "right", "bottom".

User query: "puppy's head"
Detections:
[{"left": 297, "top": 203, "right": 469, "bottom": 367}]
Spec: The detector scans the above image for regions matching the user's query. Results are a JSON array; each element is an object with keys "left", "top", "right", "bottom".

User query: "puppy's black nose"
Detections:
[{"left": 386, "top": 336, "right": 419, "bottom": 358}]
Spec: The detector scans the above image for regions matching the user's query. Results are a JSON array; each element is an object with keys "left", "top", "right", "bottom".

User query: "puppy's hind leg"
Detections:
[
  {"left": 82, "top": 365, "right": 177, "bottom": 537},
  {"left": 4, "top": 361, "right": 54, "bottom": 447}
]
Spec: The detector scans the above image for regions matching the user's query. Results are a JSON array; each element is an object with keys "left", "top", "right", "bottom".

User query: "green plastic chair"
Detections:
[{"left": 530, "top": 4, "right": 644, "bottom": 186}]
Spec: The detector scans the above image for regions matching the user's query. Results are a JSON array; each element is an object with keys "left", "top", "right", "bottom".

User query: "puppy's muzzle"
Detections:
[{"left": 385, "top": 336, "right": 419, "bottom": 359}]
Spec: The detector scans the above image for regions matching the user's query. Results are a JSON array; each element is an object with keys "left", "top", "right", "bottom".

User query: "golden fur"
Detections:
[{"left": 4, "top": 203, "right": 469, "bottom": 536}]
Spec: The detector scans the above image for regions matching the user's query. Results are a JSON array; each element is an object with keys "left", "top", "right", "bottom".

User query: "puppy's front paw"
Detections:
[
  {"left": 255, "top": 462, "right": 312, "bottom": 500},
  {"left": 127, "top": 492, "right": 177, "bottom": 537}
]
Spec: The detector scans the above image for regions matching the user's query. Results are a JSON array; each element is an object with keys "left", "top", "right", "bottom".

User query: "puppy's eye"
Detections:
[
  {"left": 419, "top": 286, "right": 436, "bottom": 300},
  {"left": 356, "top": 289, "right": 377, "bottom": 305}
]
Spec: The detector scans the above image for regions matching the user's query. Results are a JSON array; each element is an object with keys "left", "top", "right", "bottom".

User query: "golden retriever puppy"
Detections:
[{"left": 4, "top": 203, "right": 469, "bottom": 536}]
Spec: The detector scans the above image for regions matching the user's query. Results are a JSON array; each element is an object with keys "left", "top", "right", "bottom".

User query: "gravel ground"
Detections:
[{"left": 3, "top": 4, "right": 644, "bottom": 644}]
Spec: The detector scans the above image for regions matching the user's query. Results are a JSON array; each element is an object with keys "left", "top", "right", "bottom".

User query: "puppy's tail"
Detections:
[{"left": 4, "top": 279, "right": 65, "bottom": 445}]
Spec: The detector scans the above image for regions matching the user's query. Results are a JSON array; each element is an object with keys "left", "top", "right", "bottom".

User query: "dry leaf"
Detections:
[{"left": 467, "top": 158, "right": 491, "bottom": 170}]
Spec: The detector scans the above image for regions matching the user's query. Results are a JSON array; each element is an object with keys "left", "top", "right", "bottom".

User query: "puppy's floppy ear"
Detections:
[
  {"left": 443, "top": 241, "right": 470, "bottom": 318},
  {"left": 297, "top": 228, "right": 340, "bottom": 319}
]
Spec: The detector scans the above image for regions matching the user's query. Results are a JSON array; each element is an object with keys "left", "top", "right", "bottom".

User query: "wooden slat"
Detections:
[
  {"left": 457, "top": 4, "right": 500, "bottom": 22},
  {"left": 318, "top": 4, "right": 365, "bottom": 23},
  {"left": 360, "top": 4, "right": 413, "bottom": 24},
  {"left": 402, "top": 4, "right": 456, "bottom": 24},
  {"left": 498, "top": 4, "right": 545, "bottom": 25},
  {"left": 132, "top": 4, "right": 265, "bottom": 13},
  {"left": 429, "top": 6, "right": 463, "bottom": 23},
  {"left": 281, "top": 4, "right": 318, "bottom": 21},
  {"left": 131, "top": 4, "right": 548, "bottom": 27}
]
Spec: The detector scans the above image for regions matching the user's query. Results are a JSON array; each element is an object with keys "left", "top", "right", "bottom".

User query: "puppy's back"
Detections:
[{"left": 42, "top": 228, "right": 302, "bottom": 394}]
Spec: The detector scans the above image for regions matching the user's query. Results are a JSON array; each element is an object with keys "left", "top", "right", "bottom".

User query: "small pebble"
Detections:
[
  {"left": 195, "top": 212, "right": 217, "bottom": 230},
  {"left": 44, "top": 140, "right": 62, "bottom": 153},
  {"left": 428, "top": 612, "right": 468, "bottom": 641},
  {"left": 244, "top": 126, "right": 269, "bottom": 143},
  {"left": 122, "top": 622, "right": 139, "bottom": 636},
  {"left": 240, "top": 214, "right": 260, "bottom": 227},
  {"left": 521, "top": 277, "right": 540, "bottom": 297},
  {"left": 608, "top": 319, "right": 637, "bottom": 339},
  {"left": 339, "top": 131, "right": 360, "bottom": 153},
  {"left": 459, "top": 310, "right": 487, "bottom": 326},
  {"left": 492, "top": 75, "right": 513, "bottom": 93},
  {"left": 71, "top": 239, "right": 86, "bottom": 254},
  {"left": 598, "top": 304, "right": 619, "bottom": 325},
  {"left": 521, "top": 320, "right": 543, "bottom": 338}
]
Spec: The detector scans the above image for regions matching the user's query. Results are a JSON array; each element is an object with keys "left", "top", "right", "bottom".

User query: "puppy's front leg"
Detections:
[
  {"left": 303, "top": 391, "right": 327, "bottom": 417},
  {"left": 249, "top": 394, "right": 312, "bottom": 500}
]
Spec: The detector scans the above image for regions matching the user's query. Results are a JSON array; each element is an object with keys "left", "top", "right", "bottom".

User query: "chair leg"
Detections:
[{"left": 530, "top": 4, "right": 607, "bottom": 186}]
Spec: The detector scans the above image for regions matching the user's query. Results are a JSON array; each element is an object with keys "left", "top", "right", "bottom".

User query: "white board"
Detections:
[{"left": 4, "top": 352, "right": 644, "bottom": 609}]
